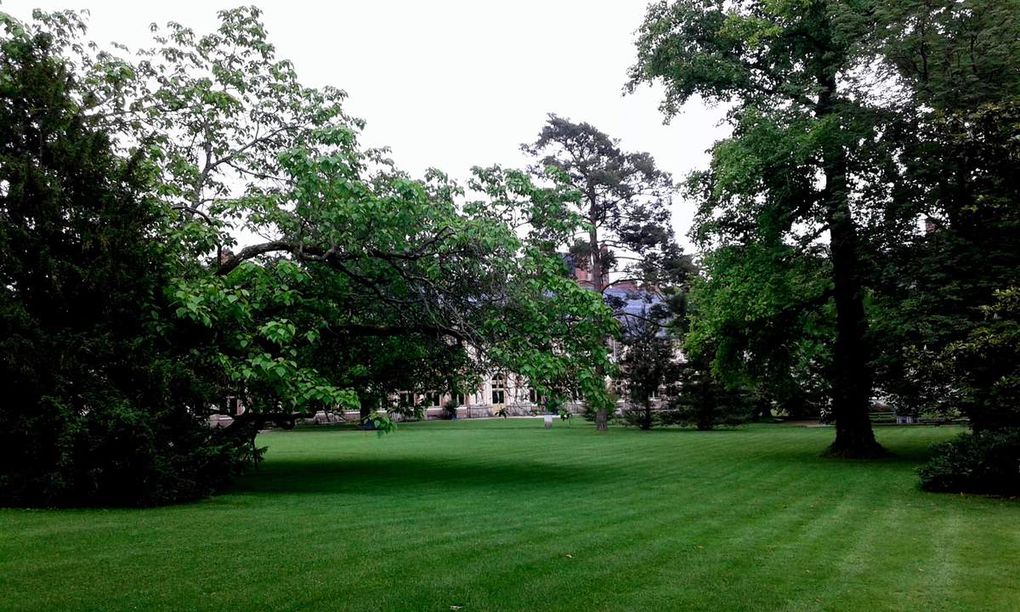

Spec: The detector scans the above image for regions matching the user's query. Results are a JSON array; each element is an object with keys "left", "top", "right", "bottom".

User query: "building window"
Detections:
[
  {"left": 528, "top": 388, "right": 542, "bottom": 404},
  {"left": 455, "top": 392, "right": 467, "bottom": 406},
  {"left": 398, "top": 391, "right": 415, "bottom": 406},
  {"left": 491, "top": 374, "right": 506, "bottom": 405},
  {"left": 425, "top": 392, "right": 441, "bottom": 407}
]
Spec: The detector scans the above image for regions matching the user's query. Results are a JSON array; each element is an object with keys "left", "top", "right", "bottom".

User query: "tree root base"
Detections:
[{"left": 824, "top": 440, "right": 889, "bottom": 459}]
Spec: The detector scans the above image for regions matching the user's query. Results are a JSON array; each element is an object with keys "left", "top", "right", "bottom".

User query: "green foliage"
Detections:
[
  {"left": 685, "top": 243, "right": 832, "bottom": 419},
  {"left": 919, "top": 429, "right": 1020, "bottom": 496},
  {"left": 84, "top": 7, "right": 617, "bottom": 420},
  {"left": 868, "top": 96, "right": 1020, "bottom": 420},
  {"left": 0, "top": 19, "right": 250, "bottom": 506},
  {"left": 522, "top": 115, "right": 689, "bottom": 431},
  {"left": 665, "top": 357, "right": 753, "bottom": 430},
  {"left": 618, "top": 305, "right": 681, "bottom": 430},
  {"left": 1, "top": 7, "right": 621, "bottom": 505},
  {"left": 856, "top": 3, "right": 1020, "bottom": 429},
  {"left": 365, "top": 411, "right": 397, "bottom": 437},
  {"left": 30, "top": 5, "right": 617, "bottom": 427},
  {"left": 631, "top": 0, "right": 1020, "bottom": 459},
  {"left": 522, "top": 114, "right": 692, "bottom": 294},
  {"left": 631, "top": 0, "right": 886, "bottom": 455},
  {"left": 946, "top": 289, "right": 1020, "bottom": 431},
  {"left": 872, "top": 0, "right": 1020, "bottom": 112}
]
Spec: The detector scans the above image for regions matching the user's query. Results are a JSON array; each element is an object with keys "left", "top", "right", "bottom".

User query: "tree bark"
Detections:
[
  {"left": 589, "top": 220, "right": 604, "bottom": 295},
  {"left": 359, "top": 395, "right": 372, "bottom": 426},
  {"left": 816, "top": 69, "right": 885, "bottom": 458},
  {"left": 825, "top": 184, "right": 883, "bottom": 457}
]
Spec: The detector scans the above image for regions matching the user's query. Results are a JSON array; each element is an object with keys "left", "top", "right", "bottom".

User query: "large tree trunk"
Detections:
[
  {"left": 816, "top": 70, "right": 885, "bottom": 458},
  {"left": 826, "top": 191, "right": 883, "bottom": 457}
]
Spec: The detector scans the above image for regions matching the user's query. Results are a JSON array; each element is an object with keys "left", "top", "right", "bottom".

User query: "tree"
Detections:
[
  {"left": 630, "top": 0, "right": 891, "bottom": 456},
  {"left": 667, "top": 355, "right": 752, "bottom": 431},
  {"left": 947, "top": 288, "right": 1020, "bottom": 431},
  {"left": 1, "top": 9, "right": 620, "bottom": 505},
  {"left": 685, "top": 243, "right": 833, "bottom": 420},
  {"left": 0, "top": 16, "right": 251, "bottom": 506},
  {"left": 131, "top": 10, "right": 620, "bottom": 431},
  {"left": 863, "top": 1, "right": 1020, "bottom": 424},
  {"left": 523, "top": 115, "right": 691, "bottom": 430},
  {"left": 915, "top": 288, "right": 1019, "bottom": 491},
  {"left": 618, "top": 304, "right": 681, "bottom": 430},
  {"left": 37, "top": 6, "right": 619, "bottom": 432}
]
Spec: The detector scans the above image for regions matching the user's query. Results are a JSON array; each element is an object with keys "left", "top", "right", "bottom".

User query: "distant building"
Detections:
[{"left": 371, "top": 261, "right": 671, "bottom": 421}]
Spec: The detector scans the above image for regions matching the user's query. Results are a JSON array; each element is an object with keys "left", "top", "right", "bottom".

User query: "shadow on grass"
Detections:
[
  {"left": 281, "top": 421, "right": 586, "bottom": 433},
  {"left": 618, "top": 426, "right": 755, "bottom": 434},
  {"left": 234, "top": 456, "right": 601, "bottom": 496},
  {"left": 756, "top": 438, "right": 941, "bottom": 469}
]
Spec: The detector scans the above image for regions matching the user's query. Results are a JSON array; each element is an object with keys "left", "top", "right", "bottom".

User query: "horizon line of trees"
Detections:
[{"left": 0, "top": 8, "right": 627, "bottom": 506}]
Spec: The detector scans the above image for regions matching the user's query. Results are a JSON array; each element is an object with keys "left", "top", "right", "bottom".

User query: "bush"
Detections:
[
  {"left": 390, "top": 403, "right": 425, "bottom": 422},
  {"left": 0, "top": 398, "right": 256, "bottom": 507},
  {"left": 0, "top": 29, "right": 252, "bottom": 506},
  {"left": 919, "top": 429, "right": 1020, "bottom": 496},
  {"left": 619, "top": 402, "right": 665, "bottom": 430},
  {"left": 661, "top": 402, "right": 750, "bottom": 430},
  {"left": 665, "top": 359, "right": 752, "bottom": 430}
]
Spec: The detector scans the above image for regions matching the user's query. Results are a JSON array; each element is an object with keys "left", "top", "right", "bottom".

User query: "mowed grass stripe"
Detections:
[{"left": 1, "top": 420, "right": 1017, "bottom": 611}]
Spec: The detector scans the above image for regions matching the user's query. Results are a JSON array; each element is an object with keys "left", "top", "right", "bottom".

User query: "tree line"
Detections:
[
  {"left": 2, "top": 1, "right": 1017, "bottom": 505},
  {"left": 0, "top": 8, "right": 626, "bottom": 505}
]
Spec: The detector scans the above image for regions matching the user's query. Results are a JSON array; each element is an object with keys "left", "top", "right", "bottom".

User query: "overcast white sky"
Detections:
[{"left": 9, "top": 1, "right": 728, "bottom": 246}]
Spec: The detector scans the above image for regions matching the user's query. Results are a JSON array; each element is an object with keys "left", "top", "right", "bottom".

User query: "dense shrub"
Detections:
[
  {"left": 0, "top": 25, "right": 251, "bottom": 506},
  {"left": 1, "top": 398, "right": 257, "bottom": 507},
  {"left": 919, "top": 429, "right": 1020, "bottom": 496},
  {"left": 442, "top": 401, "right": 459, "bottom": 420},
  {"left": 663, "top": 359, "right": 752, "bottom": 430},
  {"left": 948, "top": 288, "right": 1020, "bottom": 431},
  {"left": 390, "top": 403, "right": 426, "bottom": 422},
  {"left": 619, "top": 403, "right": 668, "bottom": 429},
  {"left": 620, "top": 404, "right": 649, "bottom": 428},
  {"left": 662, "top": 400, "right": 750, "bottom": 430}
]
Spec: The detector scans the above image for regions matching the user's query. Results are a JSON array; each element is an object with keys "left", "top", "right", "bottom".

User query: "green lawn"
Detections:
[{"left": 1, "top": 420, "right": 1017, "bottom": 611}]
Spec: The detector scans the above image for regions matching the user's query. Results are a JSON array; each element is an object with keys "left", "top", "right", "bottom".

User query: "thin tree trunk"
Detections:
[
  {"left": 359, "top": 391, "right": 377, "bottom": 428},
  {"left": 589, "top": 195, "right": 610, "bottom": 432},
  {"left": 589, "top": 225, "right": 603, "bottom": 295}
]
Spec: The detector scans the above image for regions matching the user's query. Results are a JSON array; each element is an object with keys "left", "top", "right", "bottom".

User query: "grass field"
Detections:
[{"left": 1, "top": 420, "right": 1017, "bottom": 611}]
